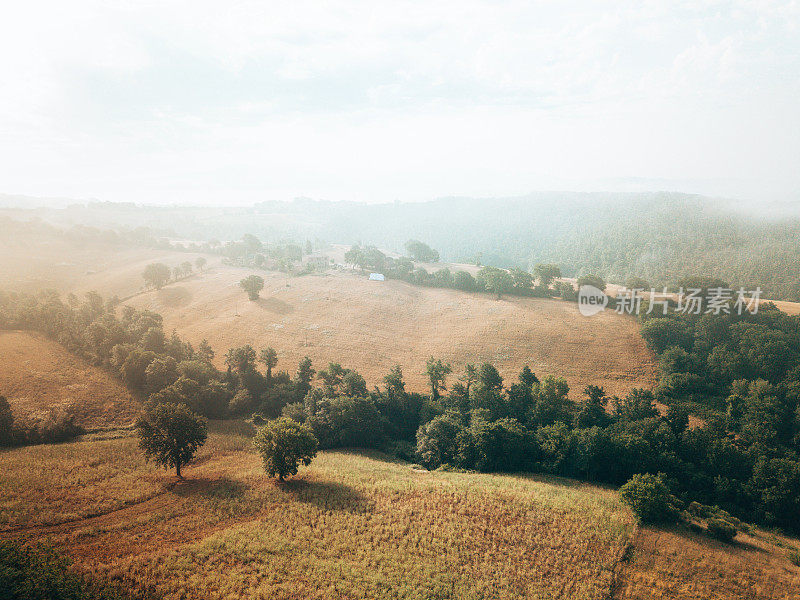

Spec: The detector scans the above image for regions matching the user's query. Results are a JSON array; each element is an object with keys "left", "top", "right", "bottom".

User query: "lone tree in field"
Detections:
[
  {"left": 136, "top": 402, "right": 208, "bottom": 478},
  {"left": 195, "top": 256, "right": 207, "bottom": 272},
  {"left": 142, "top": 262, "right": 171, "bottom": 290},
  {"left": 254, "top": 417, "right": 318, "bottom": 481},
  {"left": 240, "top": 274, "right": 265, "bottom": 301}
]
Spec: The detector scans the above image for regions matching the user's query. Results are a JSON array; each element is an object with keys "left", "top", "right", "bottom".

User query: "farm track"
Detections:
[{"left": 0, "top": 479, "right": 196, "bottom": 538}]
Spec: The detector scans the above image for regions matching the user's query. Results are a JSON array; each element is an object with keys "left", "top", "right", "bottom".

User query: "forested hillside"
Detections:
[
  {"left": 254, "top": 194, "right": 800, "bottom": 300},
  {"left": 5, "top": 192, "right": 800, "bottom": 300}
]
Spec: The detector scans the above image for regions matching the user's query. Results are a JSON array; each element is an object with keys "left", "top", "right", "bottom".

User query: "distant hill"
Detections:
[{"left": 5, "top": 191, "right": 800, "bottom": 300}]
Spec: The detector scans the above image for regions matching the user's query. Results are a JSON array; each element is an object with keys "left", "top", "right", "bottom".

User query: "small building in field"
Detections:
[{"left": 369, "top": 273, "right": 385, "bottom": 281}]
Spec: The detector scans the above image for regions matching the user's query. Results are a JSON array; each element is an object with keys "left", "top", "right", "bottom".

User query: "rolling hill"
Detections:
[
  {"left": 126, "top": 267, "right": 658, "bottom": 397},
  {"left": 0, "top": 330, "right": 140, "bottom": 428}
]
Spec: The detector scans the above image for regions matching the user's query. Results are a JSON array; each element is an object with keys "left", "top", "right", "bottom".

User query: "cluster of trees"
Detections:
[
  {"left": 0, "top": 396, "right": 84, "bottom": 447},
  {"left": 344, "top": 244, "right": 578, "bottom": 299},
  {"left": 404, "top": 239, "right": 439, "bottom": 262},
  {"left": 630, "top": 289, "right": 800, "bottom": 531},
  {"left": 269, "top": 351, "right": 799, "bottom": 533},
  {"left": 215, "top": 234, "right": 321, "bottom": 274},
  {"left": 141, "top": 258, "right": 205, "bottom": 290}
]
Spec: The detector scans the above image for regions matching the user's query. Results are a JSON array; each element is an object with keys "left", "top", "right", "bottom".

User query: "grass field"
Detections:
[
  {"left": 2, "top": 421, "right": 637, "bottom": 600},
  {"left": 0, "top": 228, "right": 212, "bottom": 298},
  {"left": 2, "top": 423, "right": 798, "bottom": 599},
  {"left": 0, "top": 330, "right": 140, "bottom": 428},
  {"left": 126, "top": 268, "right": 659, "bottom": 396},
  {"left": 614, "top": 527, "right": 800, "bottom": 600}
]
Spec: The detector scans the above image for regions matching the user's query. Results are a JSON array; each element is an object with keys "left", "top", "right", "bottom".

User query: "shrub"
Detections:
[
  {"left": 706, "top": 518, "right": 737, "bottom": 543},
  {"left": 0, "top": 395, "right": 13, "bottom": 446},
  {"left": 0, "top": 540, "right": 139, "bottom": 599},
  {"left": 789, "top": 549, "right": 800, "bottom": 566},
  {"left": 619, "top": 473, "right": 679, "bottom": 523}
]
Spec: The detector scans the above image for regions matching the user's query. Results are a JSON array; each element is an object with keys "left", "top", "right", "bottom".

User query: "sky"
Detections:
[{"left": 1, "top": 0, "right": 799, "bottom": 206}]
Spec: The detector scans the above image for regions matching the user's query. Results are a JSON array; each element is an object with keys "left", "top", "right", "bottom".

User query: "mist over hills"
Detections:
[{"left": 4, "top": 191, "right": 800, "bottom": 300}]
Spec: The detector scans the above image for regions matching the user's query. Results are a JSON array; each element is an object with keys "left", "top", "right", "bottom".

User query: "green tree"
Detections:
[
  {"left": 254, "top": 417, "right": 318, "bottom": 481},
  {"left": 476, "top": 266, "right": 514, "bottom": 298},
  {"left": 577, "top": 274, "right": 606, "bottom": 292},
  {"left": 242, "top": 233, "right": 263, "bottom": 252},
  {"left": 136, "top": 402, "right": 207, "bottom": 478},
  {"left": 260, "top": 347, "right": 278, "bottom": 385},
  {"left": 239, "top": 275, "right": 265, "bottom": 301},
  {"left": 534, "top": 263, "right": 561, "bottom": 287},
  {"left": 619, "top": 473, "right": 678, "bottom": 523},
  {"left": 404, "top": 239, "right": 440, "bottom": 262},
  {"left": 416, "top": 413, "right": 464, "bottom": 469},
  {"left": 195, "top": 256, "right": 207, "bottom": 271},
  {"left": 383, "top": 365, "right": 406, "bottom": 399},
  {"left": 613, "top": 388, "right": 659, "bottom": 421},
  {"left": 295, "top": 357, "right": 315, "bottom": 402},
  {"left": 511, "top": 269, "right": 534, "bottom": 292},
  {"left": 453, "top": 270, "right": 477, "bottom": 291},
  {"left": 224, "top": 345, "right": 257, "bottom": 377},
  {"left": 425, "top": 357, "right": 452, "bottom": 400},
  {"left": 142, "top": 262, "right": 171, "bottom": 290}
]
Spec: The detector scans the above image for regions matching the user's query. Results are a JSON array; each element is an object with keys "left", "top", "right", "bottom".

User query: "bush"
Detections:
[
  {"left": 619, "top": 473, "right": 679, "bottom": 523},
  {"left": 0, "top": 540, "right": 138, "bottom": 599},
  {"left": 789, "top": 549, "right": 800, "bottom": 566},
  {"left": 706, "top": 518, "right": 737, "bottom": 543}
]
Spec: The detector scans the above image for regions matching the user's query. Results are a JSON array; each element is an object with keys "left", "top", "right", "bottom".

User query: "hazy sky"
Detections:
[{"left": 1, "top": 1, "right": 799, "bottom": 205}]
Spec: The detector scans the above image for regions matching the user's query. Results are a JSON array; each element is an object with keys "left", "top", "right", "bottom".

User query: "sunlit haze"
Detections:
[{"left": 1, "top": 1, "right": 799, "bottom": 205}]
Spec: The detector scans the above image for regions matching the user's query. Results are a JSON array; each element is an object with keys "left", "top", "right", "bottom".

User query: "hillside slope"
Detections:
[
  {"left": 126, "top": 267, "right": 658, "bottom": 396},
  {"left": 1, "top": 425, "right": 636, "bottom": 599},
  {"left": 0, "top": 330, "right": 139, "bottom": 428}
]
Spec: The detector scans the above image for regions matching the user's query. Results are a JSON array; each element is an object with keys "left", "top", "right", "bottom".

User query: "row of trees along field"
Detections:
[
  {"left": 1, "top": 288, "right": 799, "bottom": 535},
  {"left": 344, "top": 243, "right": 582, "bottom": 299}
]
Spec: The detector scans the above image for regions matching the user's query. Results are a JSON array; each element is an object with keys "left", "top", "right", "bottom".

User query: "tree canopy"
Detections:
[
  {"left": 136, "top": 402, "right": 208, "bottom": 478},
  {"left": 253, "top": 417, "right": 318, "bottom": 481}
]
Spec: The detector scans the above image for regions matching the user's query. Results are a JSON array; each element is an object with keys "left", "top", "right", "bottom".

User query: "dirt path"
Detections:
[{"left": 0, "top": 479, "right": 201, "bottom": 539}]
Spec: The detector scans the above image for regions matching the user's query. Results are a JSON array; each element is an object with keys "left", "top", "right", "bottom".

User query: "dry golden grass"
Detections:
[
  {"left": 2, "top": 422, "right": 636, "bottom": 600},
  {"left": 127, "top": 268, "right": 659, "bottom": 396},
  {"left": 0, "top": 330, "right": 140, "bottom": 428},
  {"left": 0, "top": 229, "right": 213, "bottom": 298},
  {"left": 613, "top": 526, "right": 800, "bottom": 599}
]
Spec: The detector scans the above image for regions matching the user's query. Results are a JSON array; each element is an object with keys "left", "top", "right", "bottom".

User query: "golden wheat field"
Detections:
[
  {"left": 0, "top": 422, "right": 637, "bottom": 600},
  {"left": 0, "top": 330, "right": 140, "bottom": 428},
  {"left": 126, "top": 267, "right": 659, "bottom": 396}
]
